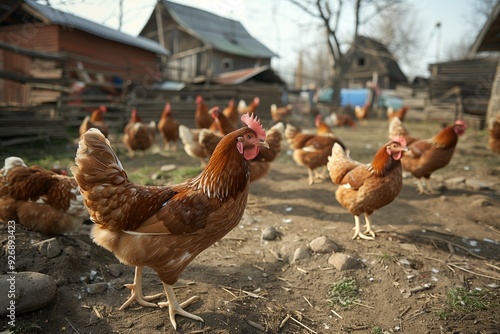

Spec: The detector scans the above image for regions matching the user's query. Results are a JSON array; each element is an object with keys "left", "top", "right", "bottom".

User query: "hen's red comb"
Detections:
[
  {"left": 241, "top": 113, "right": 266, "bottom": 140},
  {"left": 392, "top": 135, "right": 406, "bottom": 148}
]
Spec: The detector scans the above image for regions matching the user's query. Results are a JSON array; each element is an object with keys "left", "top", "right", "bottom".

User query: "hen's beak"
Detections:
[{"left": 256, "top": 140, "right": 270, "bottom": 149}]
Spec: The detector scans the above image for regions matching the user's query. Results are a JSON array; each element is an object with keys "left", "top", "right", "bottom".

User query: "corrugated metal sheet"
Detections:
[
  {"left": 162, "top": 0, "right": 276, "bottom": 58},
  {"left": 24, "top": 0, "right": 169, "bottom": 56}
]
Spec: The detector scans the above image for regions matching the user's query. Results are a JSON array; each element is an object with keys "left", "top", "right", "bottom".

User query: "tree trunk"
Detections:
[{"left": 330, "top": 60, "right": 346, "bottom": 113}]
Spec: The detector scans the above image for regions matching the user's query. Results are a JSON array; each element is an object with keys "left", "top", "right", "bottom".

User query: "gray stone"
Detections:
[
  {"left": 291, "top": 247, "right": 311, "bottom": 263},
  {"left": 328, "top": 253, "right": 363, "bottom": 270},
  {"left": 0, "top": 272, "right": 57, "bottom": 316},
  {"left": 465, "top": 179, "right": 491, "bottom": 191},
  {"left": 261, "top": 226, "right": 278, "bottom": 241},
  {"left": 444, "top": 176, "right": 465, "bottom": 185},
  {"left": 86, "top": 282, "right": 108, "bottom": 294},
  {"left": 106, "top": 264, "right": 124, "bottom": 278},
  {"left": 33, "top": 238, "right": 62, "bottom": 258},
  {"left": 309, "top": 236, "right": 340, "bottom": 253}
]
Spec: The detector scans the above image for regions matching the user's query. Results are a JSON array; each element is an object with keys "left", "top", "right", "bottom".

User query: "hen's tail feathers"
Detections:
[
  {"left": 72, "top": 128, "right": 128, "bottom": 192},
  {"left": 178, "top": 124, "right": 194, "bottom": 144},
  {"left": 388, "top": 117, "right": 408, "bottom": 139},
  {"left": 269, "top": 122, "right": 285, "bottom": 134},
  {"left": 284, "top": 123, "right": 300, "bottom": 143},
  {"left": 327, "top": 143, "right": 352, "bottom": 184}
]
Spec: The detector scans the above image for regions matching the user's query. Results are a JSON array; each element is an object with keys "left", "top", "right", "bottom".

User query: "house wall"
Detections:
[
  {"left": 0, "top": 24, "right": 59, "bottom": 105},
  {"left": 140, "top": 7, "right": 272, "bottom": 81},
  {"left": 58, "top": 28, "right": 160, "bottom": 84},
  {"left": 343, "top": 50, "right": 404, "bottom": 89}
]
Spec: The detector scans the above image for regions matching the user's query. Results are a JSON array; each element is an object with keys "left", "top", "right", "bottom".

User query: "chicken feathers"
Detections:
[
  {"left": 72, "top": 113, "right": 269, "bottom": 329},
  {"left": 328, "top": 138, "right": 408, "bottom": 240}
]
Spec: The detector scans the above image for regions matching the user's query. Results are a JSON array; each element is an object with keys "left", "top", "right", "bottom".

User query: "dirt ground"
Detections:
[{"left": 1, "top": 117, "right": 500, "bottom": 334}]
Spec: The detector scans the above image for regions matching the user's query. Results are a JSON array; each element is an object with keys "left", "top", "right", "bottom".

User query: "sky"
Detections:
[{"left": 46, "top": 0, "right": 482, "bottom": 85}]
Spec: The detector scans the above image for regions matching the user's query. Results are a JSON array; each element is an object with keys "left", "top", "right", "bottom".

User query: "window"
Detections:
[
  {"left": 357, "top": 57, "right": 365, "bottom": 67},
  {"left": 222, "top": 58, "right": 233, "bottom": 71}
]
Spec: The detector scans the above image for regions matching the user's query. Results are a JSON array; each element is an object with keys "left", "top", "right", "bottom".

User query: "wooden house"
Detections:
[
  {"left": 468, "top": 0, "right": 500, "bottom": 130},
  {"left": 0, "top": 0, "right": 169, "bottom": 107},
  {"left": 342, "top": 35, "right": 408, "bottom": 90},
  {"left": 139, "top": 0, "right": 279, "bottom": 85}
]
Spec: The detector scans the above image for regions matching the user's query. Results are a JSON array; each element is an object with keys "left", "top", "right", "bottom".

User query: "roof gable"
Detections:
[
  {"left": 468, "top": 1, "right": 500, "bottom": 56},
  {"left": 161, "top": 0, "right": 276, "bottom": 58},
  {"left": 23, "top": 0, "right": 169, "bottom": 56},
  {"left": 348, "top": 35, "right": 407, "bottom": 83}
]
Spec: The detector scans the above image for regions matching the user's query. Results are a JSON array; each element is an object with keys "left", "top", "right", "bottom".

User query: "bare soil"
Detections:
[{"left": 1, "top": 118, "right": 500, "bottom": 334}]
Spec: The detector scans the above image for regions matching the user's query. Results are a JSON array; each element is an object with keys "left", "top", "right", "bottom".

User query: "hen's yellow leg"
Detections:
[
  {"left": 424, "top": 178, "right": 439, "bottom": 194},
  {"left": 352, "top": 215, "right": 374, "bottom": 240},
  {"left": 158, "top": 283, "right": 203, "bottom": 330},
  {"left": 363, "top": 213, "right": 376, "bottom": 238},
  {"left": 119, "top": 266, "right": 163, "bottom": 310}
]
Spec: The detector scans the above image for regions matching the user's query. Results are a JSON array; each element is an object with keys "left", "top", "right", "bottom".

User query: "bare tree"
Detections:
[
  {"left": 289, "top": 0, "right": 403, "bottom": 109},
  {"left": 370, "top": 1, "right": 422, "bottom": 79}
]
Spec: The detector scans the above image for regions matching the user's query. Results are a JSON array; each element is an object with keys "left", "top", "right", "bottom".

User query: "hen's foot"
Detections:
[
  {"left": 119, "top": 284, "right": 163, "bottom": 310},
  {"left": 119, "top": 266, "right": 163, "bottom": 310},
  {"left": 159, "top": 284, "right": 203, "bottom": 330},
  {"left": 352, "top": 215, "right": 375, "bottom": 240}
]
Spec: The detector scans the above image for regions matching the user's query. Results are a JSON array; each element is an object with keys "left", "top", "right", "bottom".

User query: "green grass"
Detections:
[
  {"left": 439, "top": 287, "right": 500, "bottom": 319},
  {"left": 371, "top": 326, "right": 384, "bottom": 334},
  {"left": 163, "top": 166, "right": 202, "bottom": 183},
  {"left": 328, "top": 278, "right": 359, "bottom": 308}
]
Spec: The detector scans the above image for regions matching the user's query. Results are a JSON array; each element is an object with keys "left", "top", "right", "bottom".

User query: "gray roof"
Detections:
[
  {"left": 161, "top": 0, "right": 276, "bottom": 58},
  {"left": 24, "top": 0, "right": 169, "bottom": 56}
]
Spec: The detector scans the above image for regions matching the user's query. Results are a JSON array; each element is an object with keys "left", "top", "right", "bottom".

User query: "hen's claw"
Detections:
[
  {"left": 159, "top": 283, "right": 203, "bottom": 330},
  {"left": 119, "top": 266, "right": 163, "bottom": 310}
]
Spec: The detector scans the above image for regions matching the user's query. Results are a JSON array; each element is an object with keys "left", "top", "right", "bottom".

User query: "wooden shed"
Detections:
[
  {"left": 0, "top": 0, "right": 169, "bottom": 107},
  {"left": 139, "top": 0, "right": 279, "bottom": 84},
  {"left": 342, "top": 35, "right": 408, "bottom": 90},
  {"left": 468, "top": 0, "right": 500, "bottom": 131}
]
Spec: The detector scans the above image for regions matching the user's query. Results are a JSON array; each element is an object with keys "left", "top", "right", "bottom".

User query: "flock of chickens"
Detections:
[{"left": 1, "top": 96, "right": 498, "bottom": 329}]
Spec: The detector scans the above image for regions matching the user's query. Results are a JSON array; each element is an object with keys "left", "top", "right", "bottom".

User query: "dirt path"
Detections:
[{"left": 1, "top": 118, "right": 499, "bottom": 334}]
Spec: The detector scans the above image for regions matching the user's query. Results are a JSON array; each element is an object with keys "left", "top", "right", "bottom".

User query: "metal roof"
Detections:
[
  {"left": 24, "top": 0, "right": 169, "bottom": 56},
  {"left": 468, "top": 0, "right": 500, "bottom": 56},
  {"left": 161, "top": 0, "right": 276, "bottom": 58}
]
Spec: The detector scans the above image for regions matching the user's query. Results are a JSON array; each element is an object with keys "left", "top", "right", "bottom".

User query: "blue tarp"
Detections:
[{"left": 316, "top": 88, "right": 403, "bottom": 109}]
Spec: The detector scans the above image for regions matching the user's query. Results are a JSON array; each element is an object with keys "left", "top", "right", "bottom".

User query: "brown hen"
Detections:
[
  {"left": 158, "top": 102, "right": 180, "bottom": 151},
  {"left": 73, "top": 114, "right": 268, "bottom": 329},
  {"left": 0, "top": 157, "right": 89, "bottom": 234},
  {"left": 392, "top": 119, "right": 468, "bottom": 194},
  {"left": 327, "top": 137, "right": 408, "bottom": 240},
  {"left": 285, "top": 123, "right": 346, "bottom": 185}
]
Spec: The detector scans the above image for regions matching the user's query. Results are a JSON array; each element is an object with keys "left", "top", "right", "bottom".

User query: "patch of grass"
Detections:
[
  {"left": 162, "top": 166, "right": 203, "bottom": 184},
  {"left": 127, "top": 166, "right": 159, "bottom": 185},
  {"left": 371, "top": 326, "right": 384, "bottom": 334},
  {"left": 328, "top": 278, "right": 359, "bottom": 308},
  {"left": 377, "top": 252, "right": 397, "bottom": 264},
  {"left": 439, "top": 287, "right": 500, "bottom": 320}
]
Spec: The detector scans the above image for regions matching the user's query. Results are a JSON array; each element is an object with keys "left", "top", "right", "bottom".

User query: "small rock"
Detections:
[
  {"left": 291, "top": 247, "right": 311, "bottom": 263},
  {"left": 33, "top": 238, "right": 62, "bottom": 258},
  {"left": 0, "top": 272, "right": 57, "bottom": 316},
  {"left": 262, "top": 227, "right": 278, "bottom": 241},
  {"left": 444, "top": 176, "right": 466, "bottom": 185},
  {"left": 160, "top": 164, "right": 177, "bottom": 172},
  {"left": 309, "top": 236, "right": 340, "bottom": 253},
  {"left": 106, "top": 264, "right": 124, "bottom": 278},
  {"left": 470, "top": 197, "right": 492, "bottom": 207},
  {"left": 86, "top": 282, "right": 109, "bottom": 294},
  {"left": 328, "top": 253, "right": 363, "bottom": 270},
  {"left": 465, "top": 179, "right": 490, "bottom": 191},
  {"left": 109, "top": 278, "right": 127, "bottom": 289}
]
